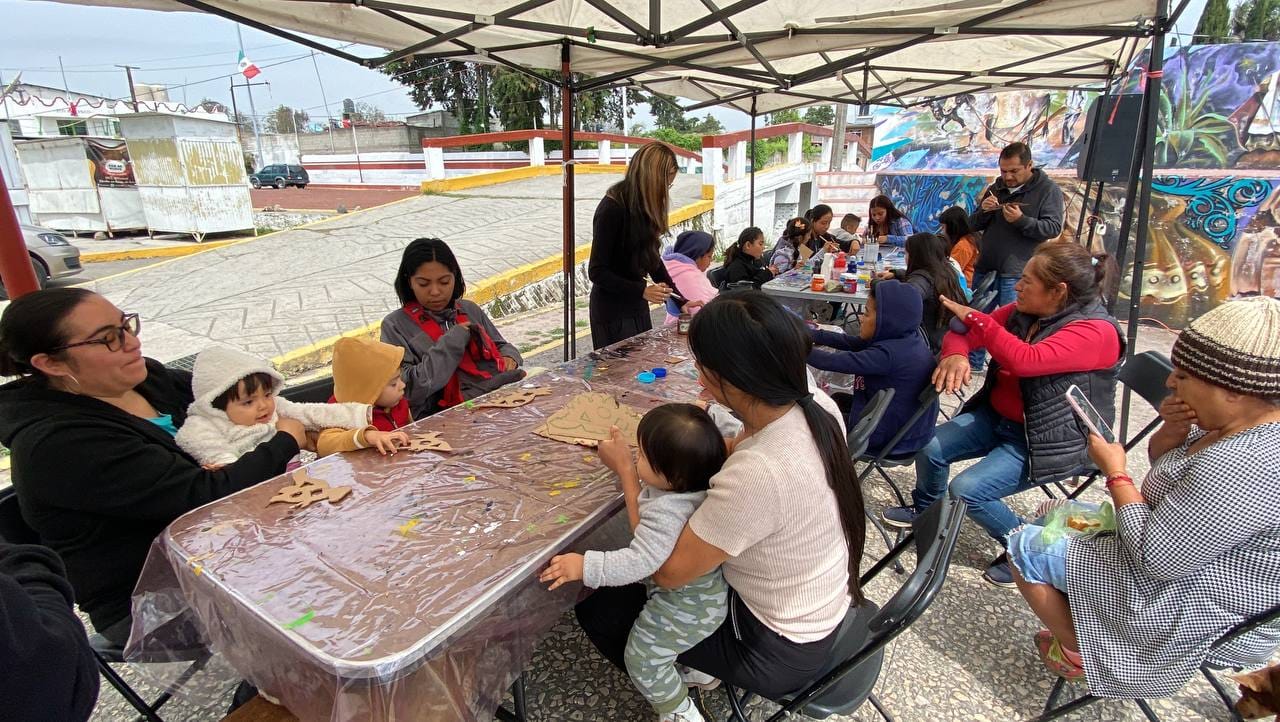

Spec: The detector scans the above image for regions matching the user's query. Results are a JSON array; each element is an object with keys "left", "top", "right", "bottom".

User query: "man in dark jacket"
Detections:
[
  {"left": 970, "top": 142, "right": 1065, "bottom": 305},
  {"left": 0, "top": 542, "right": 100, "bottom": 721},
  {"left": 806, "top": 279, "right": 938, "bottom": 457}
]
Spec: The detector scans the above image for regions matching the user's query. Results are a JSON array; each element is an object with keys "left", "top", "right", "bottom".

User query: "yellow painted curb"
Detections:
[
  {"left": 421, "top": 165, "right": 558, "bottom": 193},
  {"left": 81, "top": 238, "right": 246, "bottom": 263},
  {"left": 701, "top": 184, "right": 716, "bottom": 200},
  {"left": 572, "top": 164, "right": 627, "bottom": 175},
  {"left": 271, "top": 196, "right": 716, "bottom": 375}
]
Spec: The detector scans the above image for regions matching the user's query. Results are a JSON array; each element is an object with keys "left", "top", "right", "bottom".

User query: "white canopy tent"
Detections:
[{"left": 4, "top": 0, "right": 1187, "bottom": 403}]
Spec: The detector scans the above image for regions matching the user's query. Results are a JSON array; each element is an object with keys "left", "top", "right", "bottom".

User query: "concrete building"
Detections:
[{"left": 2, "top": 82, "right": 228, "bottom": 140}]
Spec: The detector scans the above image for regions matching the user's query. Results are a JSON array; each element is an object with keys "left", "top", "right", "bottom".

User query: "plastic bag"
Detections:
[{"left": 1039, "top": 500, "right": 1116, "bottom": 545}]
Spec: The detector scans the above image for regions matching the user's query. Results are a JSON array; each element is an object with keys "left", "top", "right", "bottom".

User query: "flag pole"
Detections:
[{"left": 235, "top": 24, "right": 265, "bottom": 170}]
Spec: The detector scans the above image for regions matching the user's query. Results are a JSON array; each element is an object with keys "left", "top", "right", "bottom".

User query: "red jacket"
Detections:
[
  {"left": 942, "top": 303, "right": 1122, "bottom": 423},
  {"left": 327, "top": 395, "right": 412, "bottom": 431}
]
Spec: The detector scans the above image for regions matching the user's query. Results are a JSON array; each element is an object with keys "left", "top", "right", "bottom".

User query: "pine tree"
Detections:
[{"left": 1194, "top": 0, "right": 1232, "bottom": 43}]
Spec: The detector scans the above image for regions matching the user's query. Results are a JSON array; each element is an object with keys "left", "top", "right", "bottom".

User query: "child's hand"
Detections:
[
  {"left": 202, "top": 463, "right": 226, "bottom": 471},
  {"left": 367, "top": 429, "right": 408, "bottom": 455},
  {"left": 539, "top": 553, "right": 584, "bottom": 590},
  {"left": 596, "top": 425, "right": 633, "bottom": 475},
  {"left": 501, "top": 355, "right": 519, "bottom": 372}
]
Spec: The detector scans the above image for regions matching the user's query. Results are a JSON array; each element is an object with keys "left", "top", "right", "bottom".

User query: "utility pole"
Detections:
[
  {"left": 829, "top": 103, "right": 848, "bottom": 171},
  {"left": 116, "top": 64, "right": 140, "bottom": 112},
  {"left": 235, "top": 25, "right": 265, "bottom": 170},
  {"left": 309, "top": 51, "right": 335, "bottom": 153},
  {"left": 57, "top": 57, "right": 70, "bottom": 95}
]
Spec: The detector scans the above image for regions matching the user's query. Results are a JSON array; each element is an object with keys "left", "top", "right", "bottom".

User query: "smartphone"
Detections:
[{"left": 1065, "top": 384, "right": 1115, "bottom": 443}]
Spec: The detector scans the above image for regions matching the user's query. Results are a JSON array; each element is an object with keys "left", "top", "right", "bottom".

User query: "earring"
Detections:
[{"left": 66, "top": 374, "right": 82, "bottom": 392}]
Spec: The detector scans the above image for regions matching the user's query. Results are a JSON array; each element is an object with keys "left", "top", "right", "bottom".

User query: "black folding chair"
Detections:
[
  {"left": 279, "top": 375, "right": 336, "bottom": 403},
  {"left": 721, "top": 492, "right": 966, "bottom": 722},
  {"left": 0, "top": 487, "right": 206, "bottom": 722},
  {"left": 856, "top": 386, "right": 941, "bottom": 510},
  {"left": 970, "top": 270, "right": 998, "bottom": 301},
  {"left": 707, "top": 264, "right": 728, "bottom": 289},
  {"left": 1031, "top": 603, "right": 1280, "bottom": 722},
  {"left": 842, "top": 389, "right": 900, "bottom": 562}
]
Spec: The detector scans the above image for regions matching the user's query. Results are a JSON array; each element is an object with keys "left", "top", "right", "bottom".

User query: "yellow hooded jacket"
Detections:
[{"left": 315, "top": 337, "right": 407, "bottom": 456}]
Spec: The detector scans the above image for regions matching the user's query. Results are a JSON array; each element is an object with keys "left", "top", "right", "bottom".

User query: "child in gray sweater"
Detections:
[{"left": 541, "top": 404, "right": 728, "bottom": 722}]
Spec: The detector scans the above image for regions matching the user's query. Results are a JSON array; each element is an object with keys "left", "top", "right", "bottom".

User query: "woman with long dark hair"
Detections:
[
  {"left": 381, "top": 238, "right": 524, "bottom": 418},
  {"left": 768, "top": 216, "right": 819, "bottom": 274},
  {"left": 805, "top": 203, "right": 841, "bottom": 254},
  {"left": 939, "top": 205, "right": 981, "bottom": 285},
  {"left": 867, "top": 194, "right": 913, "bottom": 245},
  {"left": 575, "top": 291, "right": 866, "bottom": 701},
  {"left": 588, "top": 142, "right": 686, "bottom": 349},
  {"left": 883, "top": 232, "right": 968, "bottom": 352},
  {"left": 722, "top": 226, "right": 777, "bottom": 289}
]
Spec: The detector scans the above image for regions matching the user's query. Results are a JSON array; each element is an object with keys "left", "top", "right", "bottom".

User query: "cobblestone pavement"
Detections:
[
  {"left": 81, "top": 173, "right": 705, "bottom": 363},
  {"left": 87, "top": 327, "right": 1269, "bottom": 722}
]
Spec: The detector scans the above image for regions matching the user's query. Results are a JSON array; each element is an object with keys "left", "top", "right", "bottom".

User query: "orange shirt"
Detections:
[{"left": 951, "top": 233, "right": 980, "bottom": 285}]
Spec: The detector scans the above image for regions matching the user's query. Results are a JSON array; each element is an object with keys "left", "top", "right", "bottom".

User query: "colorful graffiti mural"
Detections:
[{"left": 868, "top": 42, "right": 1280, "bottom": 328}]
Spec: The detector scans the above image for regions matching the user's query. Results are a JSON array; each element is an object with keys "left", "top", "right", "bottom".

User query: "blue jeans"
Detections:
[
  {"left": 1007, "top": 523, "right": 1069, "bottom": 590},
  {"left": 969, "top": 276, "right": 1018, "bottom": 370},
  {"left": 910, "top": 405, "right": 1034, "bottom": 541}
]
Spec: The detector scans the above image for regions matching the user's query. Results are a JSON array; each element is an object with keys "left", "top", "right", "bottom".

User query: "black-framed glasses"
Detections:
[{"left": 50, "top": 314, "right": 141, "bottom": 353}]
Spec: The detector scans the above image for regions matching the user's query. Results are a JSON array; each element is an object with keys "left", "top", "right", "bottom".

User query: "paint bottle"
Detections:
[
  {"left": 820, "top": 252, "right": 836, "bottom": 281},
  {"left": 811, "top": 274, "right": 825, "bottom": 291},
  {"left": 677, "top": 313, "right": 692, "bottom": 335}
]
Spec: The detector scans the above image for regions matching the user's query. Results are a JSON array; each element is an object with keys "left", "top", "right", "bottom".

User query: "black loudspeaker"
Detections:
[{"left": 1076, "top": 94, "right": 1143, "bottom": 183}]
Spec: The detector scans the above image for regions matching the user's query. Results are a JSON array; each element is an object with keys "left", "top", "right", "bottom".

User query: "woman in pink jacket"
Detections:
[{"left": 663, "top": 230, "right": 719, "bottom": 326}]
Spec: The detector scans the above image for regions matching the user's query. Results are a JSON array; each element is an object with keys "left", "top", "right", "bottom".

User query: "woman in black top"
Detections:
[
  {"left": 0, "top": 289, "right": 304, "bottom": 644},
  {"left": 588, "top": 142, "right": 685, "bottom": 349},
  {"left": 722, "top": 226, "right": 777, "bottom": 289},
  {"left": 881, "top": 232, "right": 968, "bottom": 352}
]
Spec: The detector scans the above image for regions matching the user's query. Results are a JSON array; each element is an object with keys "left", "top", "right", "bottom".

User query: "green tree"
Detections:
[
  {"left": 1194, "top": 0, "right": 1232, "bottom": 43},
  {"left": 767, "top": 108, "right": 802, "bottom": 125},
  {"left": 263, "top": 104, "right": 309, "bottom": 134},
  {"left": 803, "top": 105, "right": 835, "bottom": 126},
  {"left": 1232, "top": 0, "right": 1280, "bottom": 40}
]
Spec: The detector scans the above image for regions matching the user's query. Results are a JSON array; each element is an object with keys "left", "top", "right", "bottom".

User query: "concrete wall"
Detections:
[{"left": 709, "top": 163, "right": 817, "bottom": 247}]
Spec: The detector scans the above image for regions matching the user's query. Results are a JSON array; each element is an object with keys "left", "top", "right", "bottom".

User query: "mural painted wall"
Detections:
[{"left": 869, "top": 41, "right": 1280, "bottom": 328}]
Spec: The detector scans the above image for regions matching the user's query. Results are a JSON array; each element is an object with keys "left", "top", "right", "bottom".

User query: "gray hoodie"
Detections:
[
  {"left": 970, "top": 167, "right": 1065, "bottom": 276},
  {"left": 583, "top": 486, "right": 706, "bottom": 589}
]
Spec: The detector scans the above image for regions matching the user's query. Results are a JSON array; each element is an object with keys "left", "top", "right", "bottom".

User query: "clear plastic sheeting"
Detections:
[{"left": 126, "top": 327, "right": 702, "bottom": 721}]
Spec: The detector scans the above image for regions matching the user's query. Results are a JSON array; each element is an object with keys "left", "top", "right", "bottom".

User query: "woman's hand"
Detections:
[
  {"left": 643, "top": 283, "right": 673, "bottom": 304},
  {"left": 539, "top": 553, "right": 584, "bottom": 590},
  {"left": 932, "top": 354, "right": 971, "bottom": 393},
  {"left": 366, "top": 429, "right": 408, "bottom": 455},
  {"left": 823, "top": 240, "right": 840, "bottom": 254},
  {"left": 877, "top": 235, "right": 890, "bottom": 244},
  {"left": 276, "top": 417, "right": 308, "bottom": 449},
  {"left": 767, "top": 264, "right": 780, "bottom": 276},
  {"left": 501, "top": 355, "right": 519, "bottom": 372},
  {"left": 876, "top": 270, "right": 895, "bottom": 281},
  {"left": 1157, "top": 395, "right": 1197, "bottom": 435},
  {"left": 597, "top": 425, "right": 634, "bottom": 476},
  {"left": 1087, "top": 433, "right": 1128, "bottom": 477},
  {"left": 939, "top": 294, "right": 978, "bottom": 322}
]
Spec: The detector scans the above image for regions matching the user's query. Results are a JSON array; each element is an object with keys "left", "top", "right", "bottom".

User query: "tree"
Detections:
[
  {"left": 229, "top": 111, "right": 254, "bottom": 135},
  {"left": 1194, "top": 0, "right": 1232, "bottom": 43},
  {"left": 1232, "top": 0, "right": 1280, "bottom": 40},
  {"left": 803, "top": 105, "right": 835, "bottom": 127},
  {"left": 767, "top": 108, "right": 802, "bottom": 125},
  {"left": 263, "top": 104, "right": 309, "bottom": 134},
  {"left": 350, "top": 102, "right": 386, "bottom": 124}
]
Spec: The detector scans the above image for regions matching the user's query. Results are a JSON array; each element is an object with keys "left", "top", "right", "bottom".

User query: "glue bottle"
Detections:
[
  {"left": 819, "top": 252, "right": 836, "bottom": 281},
  {"left": 831, "top": 251, "right": 848, "bottom": 280}
]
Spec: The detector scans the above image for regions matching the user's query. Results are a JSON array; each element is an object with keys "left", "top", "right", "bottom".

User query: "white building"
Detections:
[{"left": 2, "top": 82, "right": 229, "bottom": 140}]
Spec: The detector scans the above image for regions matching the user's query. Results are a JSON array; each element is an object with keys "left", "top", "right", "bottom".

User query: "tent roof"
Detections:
[{"left": 48, "top": 0, "right": 1180, "bottom": 110}]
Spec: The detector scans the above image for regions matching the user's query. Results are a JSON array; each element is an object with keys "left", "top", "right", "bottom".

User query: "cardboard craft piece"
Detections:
[
  {"left": 534, "top": 392, "right": 643, "bottom": 448},
  {"left": 268, "top": 469, "right": 352, "bottom": 509},
  {"left": 402, "top": 432, "right": 455, "bottom": 453},
  {"left": 472, "top": 387, "right": 552, "bottom": 409}
]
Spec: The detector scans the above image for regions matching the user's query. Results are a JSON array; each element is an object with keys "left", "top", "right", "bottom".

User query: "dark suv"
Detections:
[{"left": 249, "top": 164, "right": 309, "bottom": 189}]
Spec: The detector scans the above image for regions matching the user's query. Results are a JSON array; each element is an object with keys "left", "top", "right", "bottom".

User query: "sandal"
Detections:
[{"left": 1035, "top": 632, "right": 1085, "bottom": 681}]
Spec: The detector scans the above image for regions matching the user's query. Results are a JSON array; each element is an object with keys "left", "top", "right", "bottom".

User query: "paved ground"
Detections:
[
  {"left": 85, "top": 324, "right": 1270, "bottom": 722},
  {"left": 250, "top": 186, "right": 419, "bottom": 211},
  {"left": 83, "top": 173, "right": 704, "bottom": 364}
]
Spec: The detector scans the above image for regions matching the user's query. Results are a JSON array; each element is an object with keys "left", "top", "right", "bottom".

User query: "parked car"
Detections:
[
  {"left": 249, "top": 164, "right": 309, "bottom": 189},
  {"left": 0, "top": 225, "right": 83, "bottom": 299}
]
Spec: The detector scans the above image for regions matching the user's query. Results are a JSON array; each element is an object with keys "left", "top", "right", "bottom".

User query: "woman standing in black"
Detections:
[{"left": 588, "top": 142, "right": 685, "bottom": 349}]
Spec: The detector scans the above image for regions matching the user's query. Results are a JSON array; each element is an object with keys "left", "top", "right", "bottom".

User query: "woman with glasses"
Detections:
[
  {"left": 0, "top": 288, "right": 306, "bottom": 646},
  {"left": 588, "top": 142, "right": 693, "bottom": 349}
]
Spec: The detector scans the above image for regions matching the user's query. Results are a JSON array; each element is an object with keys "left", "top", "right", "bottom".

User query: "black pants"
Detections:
[
  {"left": 589, "top": 305, "right": 652, "bottom": 351},
  {"left": 575, "top": 584, "right": 838, "bottom": 699}
]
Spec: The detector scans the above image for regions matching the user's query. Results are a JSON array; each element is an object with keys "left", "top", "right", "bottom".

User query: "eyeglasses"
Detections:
[{"left": 50, "top": 314, "right": 141, "bottom": 353}]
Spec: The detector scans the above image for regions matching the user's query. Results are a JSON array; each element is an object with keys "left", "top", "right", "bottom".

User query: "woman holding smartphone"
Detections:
[
  {"left": 1006, "top": 297, "right": 1280, "bottom": 699},
  {"left": 881, "top": 242, "right": 1123, "bottom": 587}
]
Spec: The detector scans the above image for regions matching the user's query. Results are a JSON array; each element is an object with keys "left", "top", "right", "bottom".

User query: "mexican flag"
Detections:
[{"left": 237, "top": 51, "right": 261, "bottom": 79}]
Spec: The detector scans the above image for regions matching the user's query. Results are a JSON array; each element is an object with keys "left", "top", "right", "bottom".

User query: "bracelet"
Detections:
[{"left": 1105, "top": 473, "right": 1134, "bottom": 490}]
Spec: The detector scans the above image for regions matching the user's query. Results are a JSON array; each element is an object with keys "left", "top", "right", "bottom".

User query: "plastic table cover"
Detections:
[{"left": 125, "top": 327, "right": 702, "bottom": 721}]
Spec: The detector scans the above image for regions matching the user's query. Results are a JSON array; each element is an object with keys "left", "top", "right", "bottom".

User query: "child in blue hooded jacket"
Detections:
[{"left": 807, "top": 278, "right": 938, "bottom": 457}]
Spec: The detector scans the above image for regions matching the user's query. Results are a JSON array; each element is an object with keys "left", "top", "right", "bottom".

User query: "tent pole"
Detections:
[
  {"left": 561, "top": 40, "right": 576, "bottom": 362},
  {"left": 0, "top": 165, "right": 39, "bottom": 299},
  {"left": 1073, "top": 62, "right": 1118, "bottom": 243},
  {"left": 749, "top": 95, "right": 757, "bottom": 227},
  {"left": 1119, "top": 1, "right": 1168, "bottom": 438}
]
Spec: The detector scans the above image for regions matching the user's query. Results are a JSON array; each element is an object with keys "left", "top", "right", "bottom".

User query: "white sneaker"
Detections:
[
  {"left": 661, "top": 696, "right": 706, "bottom": 722},
  {"left": 677, "top": 664, "right": 721, "bottom": 690}
]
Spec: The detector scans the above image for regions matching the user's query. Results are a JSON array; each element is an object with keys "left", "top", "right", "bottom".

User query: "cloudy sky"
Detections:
[{"left": 4, "top": 0, "right": 1209, "bottom": 133}]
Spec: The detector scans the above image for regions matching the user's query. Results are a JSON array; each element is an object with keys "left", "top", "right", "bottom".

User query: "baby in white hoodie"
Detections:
[{"left": 176, "top": 346, "right": 404, "bottom": 468}]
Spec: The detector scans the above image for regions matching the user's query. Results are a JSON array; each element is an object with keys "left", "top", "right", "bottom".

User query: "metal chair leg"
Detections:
[
  {"left": 94, "top": 651, "right": 164, "bottom": 722},
  {"left": 872, "top": 465, "right": 908, "bottom": 507},
  {"left": 868, "top": 691, "right": 896, "bottom": 722},
  {"left": 1029, "top": 677, "right": 1103, "bottom": 722},
  {"left": 723, "top": 684, "right": 752, "bottom": 722},
  {"left": 864, "top": 508, "right": 906, "bottom": 575},
  {"left": 494, "top": 671, "right": 529, "bottom": 722},
  {"left": 146, "top": 651, "right": 210, "bottom": 716},
  {"left": 1202, "top": 667, "right": 1245, "bottom": 722},
  {"left": 1133, "top": 698, "right": 1162, "bottom": 722}
]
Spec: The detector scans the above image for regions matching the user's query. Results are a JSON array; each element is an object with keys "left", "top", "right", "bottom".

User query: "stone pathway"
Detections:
[{"left": 80, "top": 173, "right": 705, "bottom": 363}]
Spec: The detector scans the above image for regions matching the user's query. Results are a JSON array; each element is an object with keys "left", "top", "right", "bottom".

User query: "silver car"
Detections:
[{"left": 0, "top": 224, "right": 83, "bottom": 299}]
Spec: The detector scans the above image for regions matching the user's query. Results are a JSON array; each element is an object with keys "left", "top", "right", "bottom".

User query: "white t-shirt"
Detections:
[{"left": 689, "top": 391, "right": 852, "bottom": 642}]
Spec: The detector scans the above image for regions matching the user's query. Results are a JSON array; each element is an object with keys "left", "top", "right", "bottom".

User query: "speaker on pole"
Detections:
[{"left": 1076, "top": 94, "right": 1143, "bottom": 183}]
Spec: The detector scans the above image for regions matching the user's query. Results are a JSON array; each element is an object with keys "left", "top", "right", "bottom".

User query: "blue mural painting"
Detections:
[{"left": 879, "top": 174, "right": 991, "bottom": 232}]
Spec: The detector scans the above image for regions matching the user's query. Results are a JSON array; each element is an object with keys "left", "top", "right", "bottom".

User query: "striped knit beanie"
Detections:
[{"left": 1171, "top": 296, "right": 1280, "bottom": 400}]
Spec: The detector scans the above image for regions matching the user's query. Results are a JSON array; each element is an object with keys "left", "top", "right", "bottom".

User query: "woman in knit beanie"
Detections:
[{"left": 1007, "top": 295, "right": 1280, "bottom": 699}]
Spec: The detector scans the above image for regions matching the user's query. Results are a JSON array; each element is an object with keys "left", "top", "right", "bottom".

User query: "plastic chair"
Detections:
[
  {"left": 707, "top": 264, "right": 728, "bottom": 289},
  {"left": 856, "top": 385, "right": 941, "bottom": 509},
  {"left": 722, "top": 492, "right": 966, "bottom": 722},
  {"left": 0, "top": 487, "right": 204, "bottom": 722},
  {"left": 1031, "top": 603, "right": 1280, "bottom": 722},
  {"left": 970, "top": 270, "right": 997, "bottom": 300},
  {"left": 279, "top": 375, "right": 335, "bottom": 404},
  {"left": 841, "top": 389, "right": 900, "bottom": 563}
]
